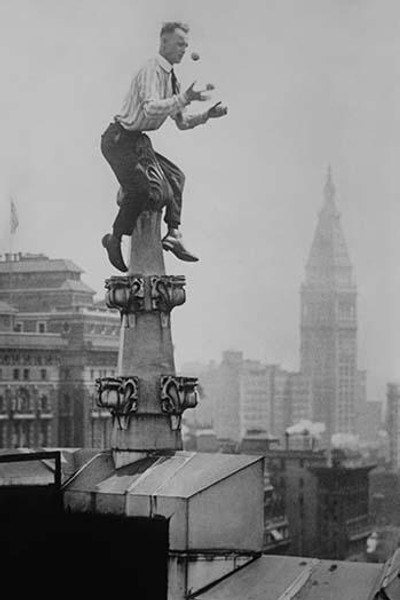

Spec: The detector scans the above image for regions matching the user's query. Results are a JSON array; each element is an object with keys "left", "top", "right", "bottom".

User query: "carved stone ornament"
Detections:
[
  {"left": 104, "top": 275, "right": 186, "bottom": 327},
  {"left": 160, "top": 375, "right": 198, "bottom": 430},
  {"left": 105, "top": 276, "right": 145, "bottom": 316},
  {"left": 95, "top": 376, "right": 139, "bottom": 430},
  {"left": 150, "top": 275, "right": 186, "bottom": 312}
]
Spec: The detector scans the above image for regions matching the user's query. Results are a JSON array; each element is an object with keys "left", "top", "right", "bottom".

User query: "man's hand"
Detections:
[
  {"left": 185, "top": 81, "right": 211, "bottom": 103},
  {"left": 207, "top": 101, "right": 228, "bottom": 119}
]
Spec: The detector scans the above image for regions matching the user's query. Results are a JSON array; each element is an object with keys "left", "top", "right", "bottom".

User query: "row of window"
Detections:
[
  {"left": 88, "top": 324, "right": 119, "bottom": 336},
  {"left": 0, "top": 353, "right": 57, "bottom": 366},
  {"left": 14, "top": 321, "right": 47, "bottom": 333},
  {"left": 0, "top": 394, "right": 51, "bottom": 413},
  {"left": 2, "top": 368, "right": 49, "bottom": 381},
  {"left": 0, "top": 420, "right": 51, "bottom": 448},
  {"left": 13, "top": 321, "right": 120, "bottom": 337},
  {"left": 90, "top": 369, "right": 116, "bottom": 380}
]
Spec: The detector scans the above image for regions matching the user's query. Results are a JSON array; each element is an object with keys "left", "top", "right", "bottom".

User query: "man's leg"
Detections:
[
  {"left": 156, "top": 153, "right": 199, "bottom": 263},
  {"left": 100, "top": 123, "right": 149, "bottom": 271}
]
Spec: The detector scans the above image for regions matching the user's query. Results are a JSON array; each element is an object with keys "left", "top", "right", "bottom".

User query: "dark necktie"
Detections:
[{"left": 171, "top": 68, "right": 179, "bottom": 95}]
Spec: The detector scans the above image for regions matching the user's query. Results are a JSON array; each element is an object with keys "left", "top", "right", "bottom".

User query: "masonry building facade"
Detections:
[{"left": 0, "top": 252, "right": 119, "bottom": 449}]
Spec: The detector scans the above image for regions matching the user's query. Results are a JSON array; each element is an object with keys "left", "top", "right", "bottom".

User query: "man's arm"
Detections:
[
  {"left": 140, "top": 68, "right": 189, "bottom": 118},
  {"left": 172, "top": 101, "right": 228, "bottom": 131},
  {"left": 141, "top": 70, "right": 212, "bottom": 120}
]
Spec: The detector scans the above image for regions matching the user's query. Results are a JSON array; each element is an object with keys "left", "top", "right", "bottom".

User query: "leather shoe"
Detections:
[
  {"left": 101, "top": 233, "right": 128, "bottom": 272},
  {"left": 162, "top": 231, "right": 199, "bottom": 262}
]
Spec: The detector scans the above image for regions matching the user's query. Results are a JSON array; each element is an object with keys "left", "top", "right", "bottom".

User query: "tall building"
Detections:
[
  {"left": 354, "top": 370, "right": 382, "bottom": 443},
  {"left": 213, "top": 350, "right": 243, "bottom": 441},
  {"left": 180, "top": 360, "right": 219, "bottom": 429},
  {"left": 183, "top": 352, "right": 308, "bottom": 445},
  {"left": 310, "top": 458, "right": 374, "bottom": 560},
  {"left": 239, "top": 361, "right": 273, "bottom": 439},
  {"left": 0, "top": 252, "right": 119, "bottom": 449},
  {"left": 286, "top": 372, "right": 313, "bottom": 428},
  {"left": 386, "top": 382, "right": 400, "bottom": 470},
  {"left": 300, "top": 170, "right": 363, "bottom": 437}
]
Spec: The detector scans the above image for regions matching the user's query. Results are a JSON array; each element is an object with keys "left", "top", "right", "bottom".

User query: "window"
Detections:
[
  {"left": 14, "top": 322, "right": 23, "bottom": 333},
  {"left": 37, "top": 322, "right": 46, "bottom": 334},
  {"left": 40, "top": 369, "right": 47, "bottom": 381},
  {"left": 23, "top": 368, "right": 30, "bottom": 381},
  {"left": 13, "top": 369, "right": 20, "bottom": 381},
  {"left": 40, "top": 395, "right": 50, "bottom": 413},
  {"left": 40, "top": 421, "right": 49, "bottom": 446},
  {"left": 21, "top": 394, "right": 30, "bottom": 413}
]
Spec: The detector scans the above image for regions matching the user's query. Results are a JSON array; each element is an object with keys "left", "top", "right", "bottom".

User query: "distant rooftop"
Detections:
[
  {"left": 194, "top": 553, "right": 391, "bottom": 600},
  {"left": 60, "top": 280, "right": 95, "bottom": 294},
  {"left": 0, "top": 253, "right": 83, "bottom": 274},
  {"left": 0, "top": 301, "right": 17, "bottom": 314}
]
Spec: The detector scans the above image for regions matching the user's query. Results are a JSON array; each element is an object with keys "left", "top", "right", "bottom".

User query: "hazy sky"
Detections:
[{"left": 1, "top": 0, "right": 400, "bottom": 403}]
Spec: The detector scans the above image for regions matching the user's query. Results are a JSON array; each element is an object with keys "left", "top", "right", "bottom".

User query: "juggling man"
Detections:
[{"left": 101, "top": 21, "right": 228, "bottom": 272}]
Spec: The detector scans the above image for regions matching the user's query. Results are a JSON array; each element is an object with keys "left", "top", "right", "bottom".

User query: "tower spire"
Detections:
[
  {"left": 323, "top": 165, "right": 337, "bottom": 212},
  {"left": 301, "top": 170, "right": 358, "bottom": 449}
]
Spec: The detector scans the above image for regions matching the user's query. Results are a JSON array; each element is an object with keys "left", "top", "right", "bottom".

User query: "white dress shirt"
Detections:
[{"left": 114, "top": 54, "right": 208, "bottom": 132}]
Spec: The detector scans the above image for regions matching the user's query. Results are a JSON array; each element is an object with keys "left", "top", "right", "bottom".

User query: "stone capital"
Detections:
[
  {"left": 160, "top": 375, "right": 199, "bottom": 430},
  {"left": 104, "top": 274, "right": 186, "bottom": 327},
  {"left": 105, "top": 276, "right": 145, "bottom": 316},
  {"left": 95, "top": 376, "right": 139, "bottom": 430}
]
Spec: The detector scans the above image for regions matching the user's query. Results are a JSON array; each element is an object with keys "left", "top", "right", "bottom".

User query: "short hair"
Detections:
[{"left": 160, "top": 21, "right": 190, "bottom": 37}]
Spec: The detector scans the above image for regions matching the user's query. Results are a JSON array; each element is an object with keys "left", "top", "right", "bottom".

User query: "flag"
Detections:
[{"left": 10, "top": 198, "right": 19, "bottom": 234}]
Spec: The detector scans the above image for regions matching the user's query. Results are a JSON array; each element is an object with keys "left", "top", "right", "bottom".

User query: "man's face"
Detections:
[{"left": 160, "top": 28, "right": 189, "bottom": 64}]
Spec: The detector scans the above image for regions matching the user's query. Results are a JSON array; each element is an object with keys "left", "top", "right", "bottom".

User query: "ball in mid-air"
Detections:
[{"left": 190, "top": 52, "right": 200, "bottom": 61}]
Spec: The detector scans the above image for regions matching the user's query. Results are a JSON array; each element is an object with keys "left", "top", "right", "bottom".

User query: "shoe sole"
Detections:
[{"left": 162, "top": 243, "right": 199, "bottom": 262}]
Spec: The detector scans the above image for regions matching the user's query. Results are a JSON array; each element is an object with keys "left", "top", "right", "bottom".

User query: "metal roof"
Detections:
[
  {"left": 60, "top": 280, "right": 95, "bottom": 294},
  {"left": 193, "top": 555, "right": 384, "bottom": 600},
  {"left": 0, "top": 258, "right": 83, "bottom": 274},
  {"left": 65, "top": 451, "right": 262, "bottom": 499},
  {"left": 0, "top": 449, "right": 55, "bottom": 486}
]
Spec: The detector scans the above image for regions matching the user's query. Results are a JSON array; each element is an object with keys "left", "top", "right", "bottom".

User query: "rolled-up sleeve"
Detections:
[{"left": 171, "top": 109, "right": 209, "bottom": 130}]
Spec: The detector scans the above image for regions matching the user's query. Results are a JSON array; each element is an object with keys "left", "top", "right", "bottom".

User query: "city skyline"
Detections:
[{"left": 1, "top": 1, "right": 399, "bottom": 404}]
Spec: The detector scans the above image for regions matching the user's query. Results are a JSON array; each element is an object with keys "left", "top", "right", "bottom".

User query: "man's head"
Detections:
[{"left": 159, "top": 22, "right": 189, "bottom": 65}]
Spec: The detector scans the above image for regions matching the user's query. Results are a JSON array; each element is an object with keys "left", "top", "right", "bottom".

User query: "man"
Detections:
[{"left": 101, "top": 21, "right": 228, "bottom": 272}]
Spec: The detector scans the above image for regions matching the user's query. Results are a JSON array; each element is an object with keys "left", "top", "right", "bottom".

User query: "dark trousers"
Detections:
[{"left": 101, "top": 122, "right": 184, "bottom": 238}]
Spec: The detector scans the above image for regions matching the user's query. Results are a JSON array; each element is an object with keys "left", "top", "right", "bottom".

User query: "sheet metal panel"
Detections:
[
  {"left": 194, "top": 555, "right": 316, "bottom": 599},
  {"left": 64, "top": 452, "right": 114, "bottom": 492},
  {"left": 95, "top": 455, "right": 160, "bottom": 495},
  {"left": 296, "top": 559, "right": 383, "bottom": 600},
  {"left": 194, "top": 555, "right": 384, "bottom": 600},
  {"left": 127, "top": 452, "right": 262, "bottom": 498},
  {"left": 188, "top": 460, "right": 264, "bottom": 551}
]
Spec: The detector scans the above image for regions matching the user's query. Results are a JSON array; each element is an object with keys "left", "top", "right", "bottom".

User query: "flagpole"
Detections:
[
  {"left": 8, "top": 197, "right": 19, "bottom": 308},
  {"left": 8, "top": 205, "right": 14, "bottom": 309}
]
